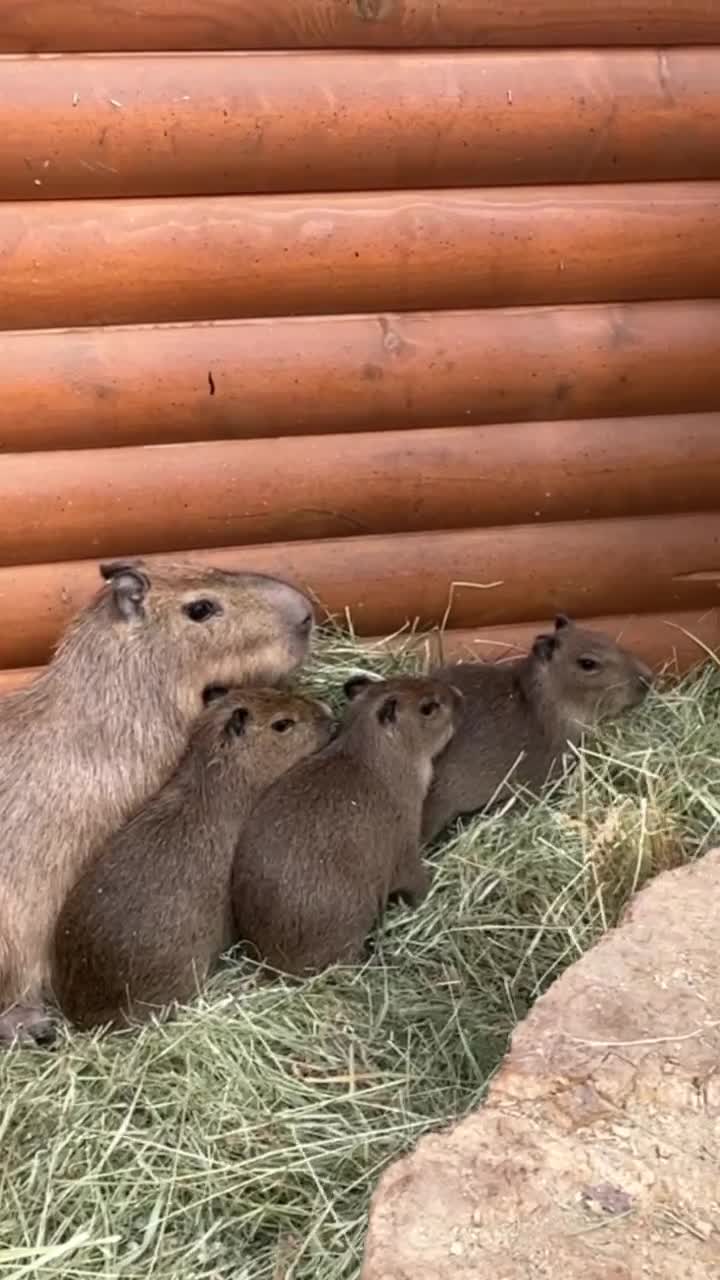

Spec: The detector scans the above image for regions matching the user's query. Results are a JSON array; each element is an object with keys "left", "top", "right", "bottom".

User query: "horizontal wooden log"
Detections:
[
  {"left": 0, "top": 514, "right": 718, "bottom": 669},
  {"left": 3, "top": 301, "right": 720, "bottom": 453},
  {"left": 2, "top": 0, "right": 719, "bottom": 52},
  {"left": 0, "top": 667, "right": 36, "bottom": 695},
  {"left": 2, "top": 608, "right": 717, "bottom": 697},
  {"left": 4, "top": 414, "right": 720, "bottom": 567},
  {"left": 3, "top": 184, "right": 720, "bottom": 330},
  {"left": 5, "top": 50, "right": 720, "bottom": 201}
]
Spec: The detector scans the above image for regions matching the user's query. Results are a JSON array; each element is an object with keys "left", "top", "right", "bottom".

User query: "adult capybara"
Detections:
[
  {"left": 422, "top": 614, "right": 653, "bottom": 842},
  {"left": 231, "top": 676, "right": 463, "bottom": 977},
  {"left": 53, "top": 688, "right": 334, "bottom": 1030},
  {"left": 0, "top": 559, "right": 314, "bottom": 1046}
]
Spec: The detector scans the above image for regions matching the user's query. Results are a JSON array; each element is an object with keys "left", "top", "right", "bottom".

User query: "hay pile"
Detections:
[{"left": 1, "top": 633, "right": 717, "bottom": 1279}]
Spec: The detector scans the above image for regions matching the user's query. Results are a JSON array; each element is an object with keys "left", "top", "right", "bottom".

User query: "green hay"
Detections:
[{"left": 1, "top": 631, "right": 718, "bottom": 1279}]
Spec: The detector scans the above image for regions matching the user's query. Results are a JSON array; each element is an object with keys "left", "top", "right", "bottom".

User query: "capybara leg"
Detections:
[
  {"left": 393, "top": 859, "right": 430, "bottom": 909},
  {"left": 0, "top": 1004, "right": 58, "bottom": 1049}
]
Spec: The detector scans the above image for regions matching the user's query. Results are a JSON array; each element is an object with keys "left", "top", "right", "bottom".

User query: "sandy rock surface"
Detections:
[{"left": 362, "top": 849, "right": 720, "bottom": 1279}]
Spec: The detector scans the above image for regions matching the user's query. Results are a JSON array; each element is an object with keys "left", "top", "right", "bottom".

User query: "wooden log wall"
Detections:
[{"left": 2, "top": 0, "right": 720, "bottom": 691}]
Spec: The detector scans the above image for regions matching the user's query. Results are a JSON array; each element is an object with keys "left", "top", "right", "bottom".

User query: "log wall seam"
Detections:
[{"left": 2, "top": 0, "right": 720, "bottom": 53}]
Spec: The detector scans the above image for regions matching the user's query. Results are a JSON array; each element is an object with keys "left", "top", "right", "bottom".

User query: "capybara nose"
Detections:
[
  {"left": 287, "top": 588, "right": 314, "bottom": 634},
  {"left": 263, "top": 579, "right": 315, "bottom": 634}
]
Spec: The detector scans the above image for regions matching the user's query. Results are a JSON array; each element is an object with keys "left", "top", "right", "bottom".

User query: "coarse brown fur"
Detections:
[
  {"left": 0, "top": 559, "right": 314, "bottom": 1046},
  {"left": 53, "top": 688, "right": 334, "bottom": 1030},
  {"left": 422, "top": 615, "right": 653, "bottom": 843},
  {"left": 231, "top": 676, "right": 463, "bottom": 977}
]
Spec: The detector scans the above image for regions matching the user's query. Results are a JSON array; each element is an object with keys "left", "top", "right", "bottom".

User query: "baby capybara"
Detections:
[
  {"left": 53, "top": 688, "right": 334, "bottom": 1030},
  {"left": 231, "top": 676, "right": 463, "bottom": 977},
  {"left": 0, "top": 558, "right": 314, "bottom": 1046},
  {"left": 422, "top": 614, "right": 652, "bottom": 842}
]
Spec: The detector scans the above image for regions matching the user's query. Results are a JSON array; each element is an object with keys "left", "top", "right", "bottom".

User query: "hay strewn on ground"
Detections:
[{"left": 1, "top": 632, "right": 718, "bottom": 1279}]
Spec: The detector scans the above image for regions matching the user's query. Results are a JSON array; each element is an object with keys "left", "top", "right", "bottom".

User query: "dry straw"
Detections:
[{"left": 1, "top": 629, "right": 717, "bottom": 1279}]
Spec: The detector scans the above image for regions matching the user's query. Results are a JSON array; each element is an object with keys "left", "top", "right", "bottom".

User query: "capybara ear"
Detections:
[
  {"left": 202, "top": 684, "right": 229, "bottom": 706},
  {"left": 100, "top": 561, "right": 150, "bottom": 622},
  {"left": 344, "top": 674, "right": 376, "bottom": 700},
  {"left": 100, "top": 558, "right": 146, "bottom": 582},
  {"left": 225, "top": 707, "right": 249, "bottom": 737},
  {"left": 377, "top": 696, "right": 398, "bottom": 726},
  {"left": 554, "top": 613, "right": 572, "bottom": 631},
  {"left": 532, "top": 634, "right": 557, "bottom": 662}
]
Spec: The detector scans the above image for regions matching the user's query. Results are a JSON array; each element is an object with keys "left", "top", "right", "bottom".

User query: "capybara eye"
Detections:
[
  {"left": 420, "top": 699, "right": 440, "bottom": 716},
  {"left": 577, "top": 656, "right": 600, "bottom": 672},
  {"left": 184, "top": 599, "right": 221, "bottom": 623},
  {"left": 272, "top": 718, "right": 295, "bottom": 733}
]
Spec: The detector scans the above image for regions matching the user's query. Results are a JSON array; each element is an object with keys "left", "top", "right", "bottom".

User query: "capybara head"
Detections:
[
  {"left": 197, "top": 685, "right": 335, "bottom": 776},
  {"left": 343, "top": 674, "right": 463, "bottom": 760},
  {"left": 530, "top": 615, "right": 652, "bottom": 725},
  {"left": 90, "top": 560, "right": 314, "bottom": 715}
]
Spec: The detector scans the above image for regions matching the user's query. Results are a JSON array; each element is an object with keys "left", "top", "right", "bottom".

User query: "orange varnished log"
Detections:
[
  {"left": 4, "top": 50, "right": 720, "bottom": 200},
  {"left": 2, "top": 608, "right": 717, "bottom": 696},
  {"left": 2, "top": 184, "right": 720, "bottom": 329},
  {"left": 0, "top": 514, "right": 718, "bottom": 669},
  {"left": 3, "top": 301, "right": 720, "bottom": 453},
  {"left": 0, "top": 668, "right": 37, "bottom": 695},
  {"left": 1, "top": 0, "right": 719, "bottom": 52},
  {"left": 3, "top": 414, "right": 720, "bottom": 566}
]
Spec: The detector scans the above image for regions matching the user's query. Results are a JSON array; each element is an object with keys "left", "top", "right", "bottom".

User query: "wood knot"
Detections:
[{"left": 355, "top": 0, "right": 395, "bottom": 21}]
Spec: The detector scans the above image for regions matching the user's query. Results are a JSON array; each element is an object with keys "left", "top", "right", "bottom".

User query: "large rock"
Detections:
[{"left": 362, "top": 850, "right": 720, "bottom": 1279}]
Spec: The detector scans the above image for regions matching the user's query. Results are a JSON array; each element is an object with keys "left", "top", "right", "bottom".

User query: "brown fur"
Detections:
[
  {"left": 231, "top": 676, "right": 463, "bottom": 977},
  {"left": 0, "top": 559, "right": 314, "bottom": 1045},
  {"left": 423, "top": 615, "right": 653, "bottom": 843},
  {"left": 52, "top": 688, "right": 334, "bottom": 1030}
]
